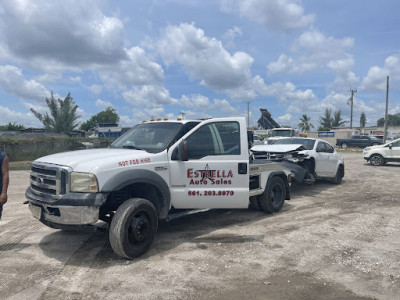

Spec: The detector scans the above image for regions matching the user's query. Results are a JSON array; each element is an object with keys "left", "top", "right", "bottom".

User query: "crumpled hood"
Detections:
[
  {"left": 35, "top": 148, "right": 151, "bottom": 172},
  {"left": 251, "top": 144, "right": 305, "bottom": 153}
]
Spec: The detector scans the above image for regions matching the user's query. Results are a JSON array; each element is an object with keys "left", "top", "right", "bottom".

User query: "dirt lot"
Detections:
[{"left": 0, "top": 152, "right": 399, "bottom": 300}]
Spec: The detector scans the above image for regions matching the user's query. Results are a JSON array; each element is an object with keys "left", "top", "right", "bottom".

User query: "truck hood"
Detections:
[
  {"left": 251, "top": 144, "right": 305, "bottom": 153},
  {"left": 35, "top": 148, "right": 153, "bottom": 172}
]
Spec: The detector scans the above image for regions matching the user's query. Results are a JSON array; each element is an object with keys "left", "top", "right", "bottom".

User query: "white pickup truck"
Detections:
[{"left": 26, "top": 117, "right": 291, "bottom": 259}]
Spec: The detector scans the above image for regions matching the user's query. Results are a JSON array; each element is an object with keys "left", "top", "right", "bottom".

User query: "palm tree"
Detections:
[
  {"left": 298, "top": 114, "right": 314, "bottom": 132},
  {"left": 31, "top": 92, "right": 80, "bottom": 135}
]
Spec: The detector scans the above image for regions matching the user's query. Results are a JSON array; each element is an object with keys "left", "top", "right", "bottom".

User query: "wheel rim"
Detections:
[
  {"left": 128, "top": 212, "right": 151, "bottom": 244},
  {"left": 342, "top": 143, "right": 348, "bottom": 149},
  {"left": 371, "top": 155, "right": 382, "bottom": 166},
  {"left": 271, "top": 184, "right": 283, "bottom": 208}
]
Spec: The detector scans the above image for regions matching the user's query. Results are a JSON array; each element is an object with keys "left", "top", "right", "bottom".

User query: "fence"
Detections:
[{"left": 0, "top": 137, "right": 116, "bottom": 162}]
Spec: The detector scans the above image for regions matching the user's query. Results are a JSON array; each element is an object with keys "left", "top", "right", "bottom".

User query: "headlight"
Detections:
[{"left": 70, "top": 172, "right": 98, "bottom": 193}]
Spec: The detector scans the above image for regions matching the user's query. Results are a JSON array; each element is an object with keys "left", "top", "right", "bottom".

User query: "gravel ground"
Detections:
[{"left": 0, "top": 152, "right": 399, "bottom": 300}]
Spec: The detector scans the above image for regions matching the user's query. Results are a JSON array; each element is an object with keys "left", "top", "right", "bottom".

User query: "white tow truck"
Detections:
[{"left": 26, "top": 117, "right": 291, "bottom": 259}]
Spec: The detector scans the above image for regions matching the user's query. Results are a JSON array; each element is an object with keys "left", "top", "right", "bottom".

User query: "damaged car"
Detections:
[{"left": 251, "top": 138, "right": 344, "bottom": 184}]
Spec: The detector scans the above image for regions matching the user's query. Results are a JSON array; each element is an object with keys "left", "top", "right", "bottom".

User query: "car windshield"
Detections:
[
  {"left": 273, "top": 138, "right": 315, "bottom": 150},
  {"left": 111, "top": 122, "right": 183, "bottom": 153}
]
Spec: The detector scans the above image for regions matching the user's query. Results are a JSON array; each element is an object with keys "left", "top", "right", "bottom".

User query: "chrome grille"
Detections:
[{"left": 30, "top": 162, "right": 70, "bottom": 197}]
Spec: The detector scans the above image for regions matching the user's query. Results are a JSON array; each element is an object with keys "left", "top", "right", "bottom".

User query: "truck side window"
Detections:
[{"left": 186, "top": 121, "right": 240, "bottom": 159}]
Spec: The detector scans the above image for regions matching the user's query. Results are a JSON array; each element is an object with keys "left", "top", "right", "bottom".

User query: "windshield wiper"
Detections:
[{"left": 122, "top": 145, "right": 144, "bottom": 150}]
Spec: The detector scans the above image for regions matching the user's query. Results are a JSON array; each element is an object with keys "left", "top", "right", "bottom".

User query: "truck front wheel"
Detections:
[
  {"left": 109, "top": 198, "right": 158, "bottom": 259},
  {"left": 259, "top": 177, "right": 286, "bottom": 214}
]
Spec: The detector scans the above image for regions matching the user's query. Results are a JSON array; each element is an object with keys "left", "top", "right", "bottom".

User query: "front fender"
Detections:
[{"left": 101, "top": 169, "right": 171, "bottom": 219}]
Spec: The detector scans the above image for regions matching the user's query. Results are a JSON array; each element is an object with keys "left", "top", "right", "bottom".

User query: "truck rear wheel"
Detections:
[
  {"left": 259, "top": 177, "right": 286, "bottom": 214},
  {"left": 341, "top": 142, "right": 349, "bottom": 149},
  {"left": 109, "top": 198, "right": 158, "bottom": 259}
]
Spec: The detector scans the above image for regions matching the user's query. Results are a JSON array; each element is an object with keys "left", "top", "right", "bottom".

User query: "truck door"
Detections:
[{"left": 168, "top": 119, "right": 249, "bottom": 209}]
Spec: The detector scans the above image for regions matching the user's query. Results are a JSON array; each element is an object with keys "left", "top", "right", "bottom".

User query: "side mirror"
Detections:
[
  {"left": 389, "top": 143, "right": 393, "bottom": 149},
  {"left": 178, "top": 140, "right": 189, "bottom": 161}
]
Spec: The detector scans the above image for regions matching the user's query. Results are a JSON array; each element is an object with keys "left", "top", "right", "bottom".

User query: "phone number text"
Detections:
[{"left": 188, "top": 190, "right": 234, "bottom": 196}]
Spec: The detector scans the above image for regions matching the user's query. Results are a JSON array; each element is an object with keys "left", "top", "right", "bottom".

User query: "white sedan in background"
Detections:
[
  {"left": 251, "top": 138, "right": 344, "bottom": 184},
  {"left": 363, "top": 138, "right": 400, "bottom": 166}
]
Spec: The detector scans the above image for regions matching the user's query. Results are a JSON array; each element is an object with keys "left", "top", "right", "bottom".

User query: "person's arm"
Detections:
[{"left": 0, "top": 155, "right": 9, "bottom": 205}]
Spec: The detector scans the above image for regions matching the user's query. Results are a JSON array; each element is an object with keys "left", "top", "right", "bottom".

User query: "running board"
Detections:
[{"left": 166, "top": 209, "right": 210, "bottom": 222}]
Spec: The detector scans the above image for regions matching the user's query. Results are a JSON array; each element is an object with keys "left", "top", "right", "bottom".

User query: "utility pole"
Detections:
[
  {"left": 179, "top": 111, "right": 186, "bottom": 120},
  {"left": 383, "top": 76, "right": 389, "bottom": 143},
  {"left": 245, "top": 101, "right": 250, "bottom": 128},
  {"left": 349, "top": 88, "right": 357, "bottom": 129}
]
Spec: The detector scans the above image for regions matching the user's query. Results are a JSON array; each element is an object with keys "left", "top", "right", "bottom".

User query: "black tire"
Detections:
[
  {"left": 369, "top": 154, "right": 384, "bottom": 166},
  {"left": 259, "top": 176, "right": 286, "bottom": 214},
  {"left": 109, "top": 198, "right": 158, "bottom": 259},
  {"left": 341, "top": 142, "right": 349, "bottom": 149},
  {"left": 331, "top": 165, "right": 343, "bottom": 184}
]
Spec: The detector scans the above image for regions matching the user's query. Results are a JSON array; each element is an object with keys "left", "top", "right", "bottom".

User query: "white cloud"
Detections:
[
  {"left": 88, "top": 84, "right": 103, "bottom": 95},
  {"left": 223, "top": 26, "right": 243, "bottom": 49},
  {"left": 123, "top": 85, "right": 178, "bottom": 108},
  {"left": 181, "top": 94, "right": 210, "bottom": 109},
  {"left": 277, "top": 113, "right": 292, "bottom": 124},
  {"left": 0, "top": 105, "right": 41, "bottom": 127},
  {"left": 253, "top": 76, "right": 317, "bottom": 103},
  {"left": 157, "top": 23, "right": 254, "bottom": 96},
  {"left": 0, "top": 0, "right": 126, "bottom": 70},
  {"left": 223, "top": 26, "right": 242, "bottom": 41},
  {"left": 267, "top": 30, "right": 355, "bottom": 84},
  {"left": 360, "top": 54, "right": 400, "bottom": 91},
  {"left": 0, "top": 65, "right": 50, "bottom": 101},
  {"left": 98, "top": 46, "right": 164, "bottom": 91},
  {"left": 180, "top": 94, "right": 238, "bottom": 116},
  {"left": 96, "top": 99, "right": 113, "bottom": 109},
  {"left": 222, "top": 0, "right": 314, "bottom": 32}
]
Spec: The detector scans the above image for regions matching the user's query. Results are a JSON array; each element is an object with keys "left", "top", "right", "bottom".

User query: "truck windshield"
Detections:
[
  {"left": 271, "top": 130, "right": 292, "bottom": 137},
  {"left": 111, "top": 122, "right": 184, "bottom": 153}
]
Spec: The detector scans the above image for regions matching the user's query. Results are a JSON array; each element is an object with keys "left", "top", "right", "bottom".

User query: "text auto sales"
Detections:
[{"left": 187, "top": 168, "right": 233, "bottom": 185}]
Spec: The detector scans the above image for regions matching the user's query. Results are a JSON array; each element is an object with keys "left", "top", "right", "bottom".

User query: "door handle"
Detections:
[{"left": 238, "top": 163, "right": 247, "bottom": 174}]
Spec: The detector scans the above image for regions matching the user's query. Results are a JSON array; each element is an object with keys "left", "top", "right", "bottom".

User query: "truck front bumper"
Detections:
[{"left": 25, "top": 187, "right": 108, "bottom": 226}]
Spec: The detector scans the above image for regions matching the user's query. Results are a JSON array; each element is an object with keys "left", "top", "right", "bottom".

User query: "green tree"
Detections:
[
  {"left": 80, "top": 107, "right": 120, "bottom": 131},
  {"left": 31, "top": 92, "right": 80, "bottom": 134},
  {"left": 377, "top": 113, "right": 400, "bottom": 127},
  {"left": 0, "top": 122, "right": 25, "bottom": 131},
  {"left": 360, "top": 112, "right": 367, "bottom": 128},
  {"left": 332, "top": 110, "right": 347, "bottom": 127},
  {"left": 298, "top": 114, "right": 314, "bottom": 132},
  {"left": 319, "top": 108, "right": 333, "bottom": 129}
]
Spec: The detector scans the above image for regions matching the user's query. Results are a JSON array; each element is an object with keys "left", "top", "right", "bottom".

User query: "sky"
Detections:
[{"left": 0, "top": 0, "right": 399, "bottom": 129}]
